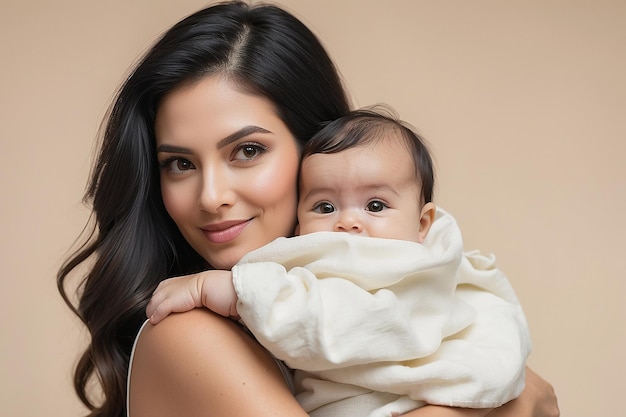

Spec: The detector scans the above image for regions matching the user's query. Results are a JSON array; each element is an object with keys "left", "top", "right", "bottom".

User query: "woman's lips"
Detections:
[{"left": 201, "top": 219, "right": 251, "bottom": 244}]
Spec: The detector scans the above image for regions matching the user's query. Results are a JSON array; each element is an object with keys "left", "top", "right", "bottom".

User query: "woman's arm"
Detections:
[
  {"left": 128, "top": 308, "right": 309, "bottom": 417},
  {"left": 400, "top": 367, "right": 559, "bottom": 417},
  {"left": 402, "top": 406, "right": 491, "bottom": 417},
  {"left": 484, "top": 367, "right": 559, "bottom": 417}
]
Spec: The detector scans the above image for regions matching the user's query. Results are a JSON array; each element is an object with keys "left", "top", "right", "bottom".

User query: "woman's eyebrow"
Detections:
[
  {"left": 156, "top": 144, "right": 193, "bottom": 154},
  {"left": 156, "top": 125, "right": 273, "bottom": 154},
  {"left": 217, "top": 125, "right": 272, "bottom": 149}
]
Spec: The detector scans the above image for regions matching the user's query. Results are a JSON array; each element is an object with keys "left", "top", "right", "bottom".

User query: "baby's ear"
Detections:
[{"left": 418, "top": 202, "right": 436, "bottom": 243}]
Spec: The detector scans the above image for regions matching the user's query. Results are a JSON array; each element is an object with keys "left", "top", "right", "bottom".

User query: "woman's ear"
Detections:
[{"left": 418, "top": 202, "right": 436, "bottom": 243}]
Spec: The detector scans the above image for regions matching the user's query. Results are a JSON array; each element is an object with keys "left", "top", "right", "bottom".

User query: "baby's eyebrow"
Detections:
[
  {"left": 356, "top": 183, "right": 400, "bottom": 196},
  {"left": 300, "top": 186, "right": 336, "bottom": 202}
]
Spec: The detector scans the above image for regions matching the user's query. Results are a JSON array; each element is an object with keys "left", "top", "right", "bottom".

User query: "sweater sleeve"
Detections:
[
  {"left": 233, "top": 258, "right": 473, "bottom": 372},
  {"left": 232, "top": 230, "right": 474, "bottom": 372}
]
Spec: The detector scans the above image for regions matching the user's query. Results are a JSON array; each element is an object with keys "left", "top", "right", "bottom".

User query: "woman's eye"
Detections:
[
  {"left": 161, "top": 158, "right": 195, "bottom": 173},
  {"left": 233, "top": 143, "right": 267, "bottom": 161},
  {"left": 366, "top": 200, "right": 387, "bottom": 212},
  {"left": 313, "top": 202, "right": 336, "bottom": 214}
]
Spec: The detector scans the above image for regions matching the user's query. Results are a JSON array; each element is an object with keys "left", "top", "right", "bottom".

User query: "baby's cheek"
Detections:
[{"left": 298, "top": 217, "right": 331, "bottom": 235}]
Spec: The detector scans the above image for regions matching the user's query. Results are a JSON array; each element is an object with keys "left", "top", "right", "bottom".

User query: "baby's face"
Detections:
[{"left": 297, "top": 138, "right": 425, "bottom": 243}]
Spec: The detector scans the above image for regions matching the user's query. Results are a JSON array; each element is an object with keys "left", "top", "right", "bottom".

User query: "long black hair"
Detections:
[{"left": 57, "top": 2, "right": 350, "bottom": 416}]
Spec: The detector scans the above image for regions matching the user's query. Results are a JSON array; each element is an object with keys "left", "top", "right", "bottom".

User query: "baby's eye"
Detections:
[
  {"left": 232, "top": 143, "right": 267, "bottom": 161},
  {"left": 161, "top": 158, "right": 195, "bottom": 173},
  {"left": 312, "top": 202, "right": 336, "bottom": 214},
  {"left": 366, "top": 200, "right": 387, "bottom": 212}
]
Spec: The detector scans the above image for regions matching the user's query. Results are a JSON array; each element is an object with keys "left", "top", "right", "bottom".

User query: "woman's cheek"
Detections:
[
  {"left": 255, "top": 169, "right": 293, "bottom": 199},
  {"left": 253, "top": 160, "right": 299, "bottom": 227},
  {"left": 161, "top": 180, "right": 192, "bottom": 226}
]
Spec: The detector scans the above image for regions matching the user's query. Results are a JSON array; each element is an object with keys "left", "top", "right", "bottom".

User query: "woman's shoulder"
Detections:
[
  {"left": 136, "top": 307, "right": 244, "bottom": 351},
  {"left": 128, "top": 309, "right": 307, "bottom": 417},
  {"left": 129, "top": 308, "right": 255, "bottom": 387},
  {"left": 131, "top": 308, "right": 249, "bottom": 378},
  {"left": 128, "top": 309, "right": 239, "bottom": 415}
]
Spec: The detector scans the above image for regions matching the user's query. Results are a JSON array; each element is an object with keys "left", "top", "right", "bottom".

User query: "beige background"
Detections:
[{"left": 1, "top": 1, "right": 624, "bottom": 416}]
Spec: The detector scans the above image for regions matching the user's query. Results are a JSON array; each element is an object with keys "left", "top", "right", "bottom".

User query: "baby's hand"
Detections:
[
  {"left": 146, "top": 270, "right": 237, "bottom": 324},
  {"left": 146, "top": 274, "right": 204, "bottom": 324}
]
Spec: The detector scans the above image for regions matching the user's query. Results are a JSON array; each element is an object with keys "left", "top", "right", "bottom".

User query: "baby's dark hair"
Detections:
[{"left": 302, "top": 106, "right": 435, "bottom": 204}]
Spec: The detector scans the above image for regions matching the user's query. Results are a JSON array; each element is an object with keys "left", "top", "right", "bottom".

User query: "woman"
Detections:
[{"left": 57, "top": 2, "right": 559, "bottom": 417}]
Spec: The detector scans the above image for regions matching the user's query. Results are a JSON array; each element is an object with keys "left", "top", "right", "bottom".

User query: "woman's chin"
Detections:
[{"left": 204, "top": 251, "right": 244, "bottom": 270}]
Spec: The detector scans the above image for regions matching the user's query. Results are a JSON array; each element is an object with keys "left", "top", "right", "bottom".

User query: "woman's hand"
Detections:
[{"left": 485, "top": 367, "right": 559, "bottom": 417}]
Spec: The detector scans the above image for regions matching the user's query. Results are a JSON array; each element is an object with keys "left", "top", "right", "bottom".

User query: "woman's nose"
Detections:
[
  {"left": 199, "top": 164, "right": 236, "bottom": 213},
  {"left": 334, "top": 211, "right": 364, "bottom": 234}
]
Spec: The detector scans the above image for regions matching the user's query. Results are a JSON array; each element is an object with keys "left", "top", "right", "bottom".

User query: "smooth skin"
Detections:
[
  {"left": 129, "top": 309, "right": 310, "bottom": 417},
  {"left": 130, "top": 75, "right": 559, "bottom": 417},
  {"left": 297, "top": 138, "right": 435, "bottom": 242},
  {"left": 156, "top": 75, "right": 300, "bottom": 270}
]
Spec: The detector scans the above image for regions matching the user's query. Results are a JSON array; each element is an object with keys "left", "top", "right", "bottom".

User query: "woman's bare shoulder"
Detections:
[
  {"left": 129, "top": 309, "right": 308, "bottom": 417},
  {"left": 136, "top": 307, "right": 245, "bottom": 352}
]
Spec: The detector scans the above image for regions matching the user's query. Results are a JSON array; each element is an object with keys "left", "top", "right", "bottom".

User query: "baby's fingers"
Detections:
[
  {"left": 145, "top": 284, "right": 168, "bottom": 320},
  {"left": 148, "top": 299, "right": 174, "bottom": 325},
  {"left": 145, "top": 274, "right": 203, "bottom": 324},
  {"left": 148, "top": 286, "right": 201, "bottom": 324}
]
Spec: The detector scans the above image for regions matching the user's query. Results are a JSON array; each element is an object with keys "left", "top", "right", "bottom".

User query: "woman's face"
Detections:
[{"left": 155, "top": 75, "right": 300, "bottom": 269}]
